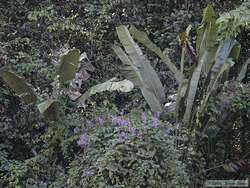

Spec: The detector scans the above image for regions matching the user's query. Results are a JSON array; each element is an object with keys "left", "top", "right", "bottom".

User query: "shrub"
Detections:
[{"left": 65, "top": 110, "right": 190, "bottom": 188}]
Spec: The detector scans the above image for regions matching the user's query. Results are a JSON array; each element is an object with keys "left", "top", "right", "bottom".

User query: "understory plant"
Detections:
[
  {"left": 0, "top": 107, "right": 190, "bottom": 187},
  {"left": 112, "top": 1, "right": 250, "bottom": 184},
  {"left": 0, "top": 48, "right": 134, "bottom": 121},
  {"left": 65, "top": 110, "right": 190, "bottom": 188},
  {"left": 112, "top": 1, "right": 250, "bottom": 127}
]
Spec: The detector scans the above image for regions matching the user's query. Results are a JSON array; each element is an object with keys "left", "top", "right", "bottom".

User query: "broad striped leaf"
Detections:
[
  {"left": 114, "top": 25, "right": 165, "bottom": 112},
  {"left": 129, "top": 25, "right": 181, "bottom": 81},
  {"left": 237, "top": 58, "right": 250, "bottom": 82},
  {"left": 77, "top": 78, "right": 134, "bottom": 105}
]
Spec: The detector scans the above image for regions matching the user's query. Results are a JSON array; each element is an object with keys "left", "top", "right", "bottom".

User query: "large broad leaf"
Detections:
[
  {"left": 0, "top": 67, "right": 37, "bottom": 104},
  {"left": 183, "top": 52, "right": 208, "bottom": 124},
  {"left": 175, "top": 79, "right": 188, "bottom": 120},
  {"left": 114, "top": 25, "right": 165, "bottom": 112},
  {"left": 181, "top": 5, "right": 219, "bottom": 124},
  {"left": 113, "top": 45, "right": 163, "bottom": 112},
  {"left": 56, "top": 49, "right": 80, "bottom": 83},
  {"left": 196, "top": 5, "right": 218, "bottom": 76},
  {"left": 112, "top": 45, "right": 143, "bottom": 87},
  {"left": 77, "top": 78, "right": 134, "bottom": 105},
  {"left": 183, "top": 40, "right": 237, "bottom": 124},
  {"left": 129, "top": 25, "right": 181, "bottom": 81},
  {"left": 37, "top": 100, "right": 62, "bottom": 121},
  {"left": 237, "top": 58, "right": 250, "bottom": 82},
  {"left": 175, "top": 31, "right": 188, "bottom": 120},
  {"left": 198, "top": 39, "right": 238, "bottom": 114},
  {"left": 210, "top": 39, "right": 237, "bottom": 76},
  {"left": 196, "top": 5, "right": 217, "bottom": 53}
]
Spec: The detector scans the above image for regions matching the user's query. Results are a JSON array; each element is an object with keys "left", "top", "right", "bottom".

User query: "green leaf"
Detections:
[
  {"left": 216, "top": 1, "right": 250, "bottom": 39},
  {"left": 196, "top": 5, "right": 218, "bottom": 76},
  {"left": 210, "top": 39, "right": 237, "bottom": 78},
  {"left": 199, "top": 39, "right": 238, "bottom": 114},
  {"left": 128, "top": 25, "right": 181, "bottom": 82},
  {"left": 183, "top": 52, "right": 208, "bottom": 124},
  {"left": 237, "top": 58, "right": 250, "bottom": 82},
  {"left": 175, "top": 79, "right": 188, "bottom": 120},
  {"left": 112, "top": 45, "right": 143, "bottom": 87},
  {"left": 77, "top": 78, "right": 134, "bottom": 105},
  {"left": 37, "top": 100, "right": 62, "bottom": 121},
  {"left": 229, "top": 42, "right": 241, "bottom": 60},
  {"left": 201, "top": 5, "right": 217, "bottom": 25},
  {"left": 56, "top": 49, "right": 80, "bottom": 83},
  {"left": 0, "top": 67, "right": 37, "bottom": 104},
  {"left": 114, "top": 25, "right": 165, "bottom": 112}
]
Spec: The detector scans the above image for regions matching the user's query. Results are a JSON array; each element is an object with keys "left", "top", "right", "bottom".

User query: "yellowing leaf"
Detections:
[
  {"left": 56, "top": 49, "right": 80, "bottom": 83},
  {"left": 0, "top": 67, "right": 37, "bottom": 104}
]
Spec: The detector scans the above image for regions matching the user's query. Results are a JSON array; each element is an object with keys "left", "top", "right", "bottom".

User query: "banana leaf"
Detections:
[
  {"left": 129, "top": 25, "right": 181, "bottom": 81},
  {"left": 198, "top": 39, "right": 238, "bottom": 115},
  {"left": 37, "top": 100, "right": 62, "bottom": 121},
  {"left": 77, "top": 78, "right": 134, "bottom": 105},
  {"left": 196, "top": 5, "right": 218, "bottom": 76},
  {"left": 210, "top": 39, "right": 237, "bottom": 76},
  {"left": 237, "top": 58, "right": 250, "bottom": 82},
  {"left": 199, "top": 58, "right": 235, "bottom": 114},
  {"left": 56, "top": 49, "right": 80, "bottom": 83},
  {"left": 112, "top": 45, "right": 143, "bottom": 87},
  {"left": 183, "top": 52, "right": 208, "bottom": 124},
  {"left": 114, "top": 25, "right": 165, "bottom": 112},
  {"left": 0, "top": 67, "right": 37, "bottom": 104},
  {"left": 175, "top": 38, "right": 187, "bottom": 120}
]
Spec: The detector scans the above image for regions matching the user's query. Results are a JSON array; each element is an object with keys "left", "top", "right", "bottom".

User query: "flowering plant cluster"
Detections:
[
  {"left": 67, "top": 110, "right": 189, "bottom": 188},
  {"left": 75, "top": 111, "right": 163, "bottom": 149}
]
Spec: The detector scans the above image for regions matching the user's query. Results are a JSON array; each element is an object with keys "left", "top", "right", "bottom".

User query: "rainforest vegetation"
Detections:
[{"left": 0, "top": 0, "right": 250, "bottom": 187}]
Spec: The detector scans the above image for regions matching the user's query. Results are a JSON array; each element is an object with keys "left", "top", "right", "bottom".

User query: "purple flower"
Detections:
[
  {"left": 120, "top": 119, "right": 129, "bottom": 126},
  {"left": 111, "top": 115, "right": 119, "bottom": 124},
  {"left": 73, "top": 127, "right": 80, "bottom": 134},
  {"left": 116, "top": 117, "right": 123, "bottom": 126},
  {"left": 77, "top": 133, "right": 89, "bottom": 149},
  {"left": 151, "top": 112, "right": 160, "bottom": 128},
  {"left": 137, "top": 131, "right": 144, "bottom": 139},
  {"left": 128, "top": 125, "right": 136, "bottom": 134},
  {"left": 118, "top": 131, "right": 127, "bottom": 141},
  {"left": 141, "top": 112, "right": 147, "bottom": 124},
  {"left": 111, "top": 115, "right": 129, "bottom": 126},
  {"left": 152, "top": 117, "right": 158, "bottom": 128}
]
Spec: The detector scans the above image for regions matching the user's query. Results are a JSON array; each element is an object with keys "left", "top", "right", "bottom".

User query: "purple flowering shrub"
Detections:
[{"left": 67, "top": 110, "right": 190, "bottom": 188}]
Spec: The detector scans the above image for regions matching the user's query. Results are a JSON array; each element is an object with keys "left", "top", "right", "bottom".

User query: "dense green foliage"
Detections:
[{"left": 0, "top": 0, "right": 250, "bottom": 187}]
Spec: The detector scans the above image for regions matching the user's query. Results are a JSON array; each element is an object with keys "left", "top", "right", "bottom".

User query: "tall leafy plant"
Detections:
[
  {"left": 180, "top": 6, "right": 242, "bottom": 125},
  {"left": 113, "top": 25, "right": 166, "bottom": 112},
  {"left": 0, "top": 48, "right": 134, "bottom": 121},
  {"left": 121, "top": 3, "right": 250, "bottom": 126}
]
